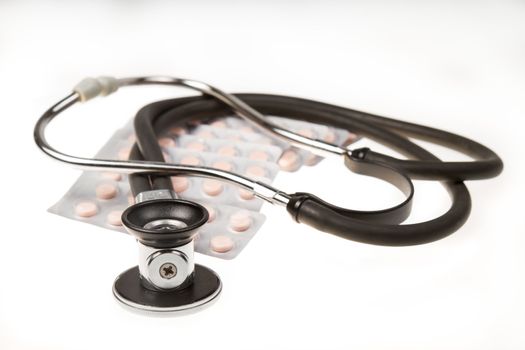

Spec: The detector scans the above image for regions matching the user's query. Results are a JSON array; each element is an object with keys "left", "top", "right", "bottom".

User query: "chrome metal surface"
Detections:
[
  {"left": 146, "top": 249, "right": 190, "bottom": 290},
  {"left": 135, "top": 189, "right": 178, "bottom": 203},
  {"left": 112, "top": 265, "right": 222, "bottom": 315},
  {"left": 138, "top": 241, "right": 195, "bottom": 290},
  {"left": 143, "top": 219, "right": 188, "bottom": 231},
  {"left": 33, "top": 81, "right": 292, "bottom": 206}
]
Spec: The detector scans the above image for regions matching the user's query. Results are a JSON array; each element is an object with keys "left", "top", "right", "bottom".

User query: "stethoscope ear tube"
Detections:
[
  {"left": 285, "top": 150, "right": 471, "bottom": 246},
  {"left": 287, "top": 148, "right": 414, "bottom": 225},
  {"left": 361, "top": 149, "right": 503, "bottom": 181},
  {"left": 285, "top": 189, "right": 470, "bottom": 246},
  {"left": 128, "top": 93, "right": 486, "bottom": 246},
  {"left": 285, "top": 156, "right": 472, "bottom": 246},
  {"left": 234, "top": 94, "right": 503, "bottom": 182}
]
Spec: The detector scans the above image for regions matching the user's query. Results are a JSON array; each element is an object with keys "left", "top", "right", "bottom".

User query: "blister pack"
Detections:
[
  {"left": 196, "top": 205, "right": 265, "bottom": 259},
  {"left": 195, "top": 116, "right": 358, "bottom": 171},
  {"left": 174, "top": 134, "right": 283, "bottom": 163},
  {"left": 166, "top": 147, "right": 279, "bottom": 211},
  {"left": 48, "top": 172, "right": 265, "bottom": 259},
  {"left": 49, "top": 114, "right": 359, "bottom": 259}
]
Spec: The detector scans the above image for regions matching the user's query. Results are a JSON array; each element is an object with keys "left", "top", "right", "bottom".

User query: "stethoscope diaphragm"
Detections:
[{"left": 113, "top": 264, "right": 222, "bottom": 314}]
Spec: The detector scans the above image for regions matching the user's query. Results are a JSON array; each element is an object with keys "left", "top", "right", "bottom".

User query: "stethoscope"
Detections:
[{"left": 34, "top": 76, "right": 503, "bottom": 314}]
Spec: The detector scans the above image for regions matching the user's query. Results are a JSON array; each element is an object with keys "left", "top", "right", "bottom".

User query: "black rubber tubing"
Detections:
[
  {"left": 129, "top": 98, "right": 417, "bottom": 225},
  {"left": 127, "top": 94, "right": 502, "bottom": 245},
  {"left": 246, "top": 95, "right": 503, "bottom": 181},
  {"left": 136, "top": 94, "right": 503, "bottom": 181}
]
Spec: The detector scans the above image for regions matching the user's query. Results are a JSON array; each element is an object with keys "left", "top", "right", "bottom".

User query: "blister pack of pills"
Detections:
[
  {"left": 48, "top": 173, "right": 265, "bottom": 259},
  {"left": 166, "top": 147, "right": 279, "bottom": 211},
  {"left": 174, "top": 134, "right": 283, "bottom": 163},
  {"left": 197, "top": 205, "right": 265, "bottom": 260},
  {"left": 193, "top": 116, "right": 358, "bottom": 172},
  {"left": 49, "top": 114, "right": 359, "bottom": 259}
]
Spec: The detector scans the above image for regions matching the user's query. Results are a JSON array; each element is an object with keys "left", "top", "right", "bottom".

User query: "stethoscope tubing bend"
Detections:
[{"left": 34, "top": 76, "right": 503, "bottom": 246}]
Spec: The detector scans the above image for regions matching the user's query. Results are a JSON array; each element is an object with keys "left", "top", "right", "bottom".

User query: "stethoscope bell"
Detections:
[{"left": 112, "top": 197, "right": 222, "bottom": 314}]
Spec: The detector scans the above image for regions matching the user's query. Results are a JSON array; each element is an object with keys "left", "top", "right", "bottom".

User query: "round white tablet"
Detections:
[
  {"left": 203, "top": 205, "right": 216, "bottom": 223},
  {"left": 298, "top": 128, "right": 315, "bottom": 138},
  {"left": 226, "top": 134, "right": 240, "bottom": 141},
  {"left": 107, "top": 210, "right": 123, "bottom": 226},
  {"left": 239, "top": 189, "right": 255, "bottom": 200},
  {"left": 210, "top": 235, "right": 234, "bottom": 253},
  {"left": 229, "top": 210, "right": 252, "bottom": 232},
  {"left": 101, "top": 172, "right": 122, "bottom": 181},
  {"left": 248, "top": 150, "right": 269, "bottom": 161},
  {"left": 304, "top": 153, "right": 321, "bottom": 166},
  {"left": 245, "top": 165, "right": 266, "bottom": 178},
  {"left": 96, "top": 183, "right": 118, "bottom": 200},
  {"left": 343, "top": 133, "right": 358, "bottom": 145},
  {"left": 278, "top": 149, "right": 300, "bottom": 171},
  {"left": 171, "top": 177, "right": 189, "bottom": 193},
  {"left": 158, "top": 137, "right": 176, "bottom": 148},
  {"left": 202, "top": 179, "right": 224, "bottom": 196},
  {"left": 323, "top": 130, "right": 336, "bottom": 143},
  {"left": 210, "top": 120, "right": 226, "bottom": 128},
  {"left": 185, "top": 141, "right": 206, "bottom": 152},
  {"left": 196, "top": 130, "right": 213, "bottom": 139},
  {"left": 117, "top": 147, "right": 131, "bottom": 160},
  {"left": 180, "top": 155, "right": 201, "bottom": 166},
  {"left": 212, "top": 161, "right": 233, "bottom": 171},
  {"left": 169, "top": 126, "right": 186, "bottom": 136},
  {"left": 240, "top": 126, "right": 253, "bottom": 133},
  {"left": 75, "top": 201, "right": 98, "bottom": 218},
  {"left": 217, "top": 145, "right": 237, "bottom": 157}
]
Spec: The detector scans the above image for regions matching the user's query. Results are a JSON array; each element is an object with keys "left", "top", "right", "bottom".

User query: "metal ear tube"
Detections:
[{"left": 113, "top": 192, "right": 222, "bottom": 313}]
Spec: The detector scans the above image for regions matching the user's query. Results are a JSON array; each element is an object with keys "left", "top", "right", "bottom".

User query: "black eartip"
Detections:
[{"left": 121, "top": 199, "right": 208, "bottom": 248}]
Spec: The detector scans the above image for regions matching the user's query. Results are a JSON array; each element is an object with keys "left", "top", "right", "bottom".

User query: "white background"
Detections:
[{"left": 1, "top": 1, "right": 524, "bottom": 349}]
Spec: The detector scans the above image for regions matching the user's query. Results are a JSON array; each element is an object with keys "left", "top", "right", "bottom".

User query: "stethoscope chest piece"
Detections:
[
  {"left": 112, "top": 196, "right": 222, "bottom": 314},
  {"left": 113, "top": 264, "right": 221, "bottom": 314}
]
